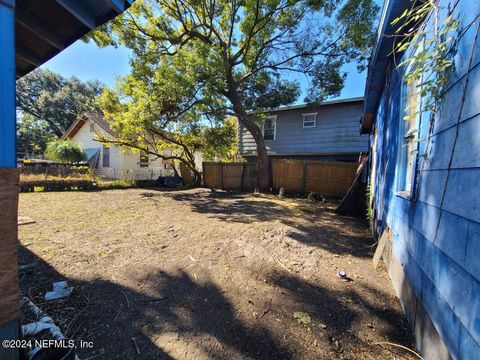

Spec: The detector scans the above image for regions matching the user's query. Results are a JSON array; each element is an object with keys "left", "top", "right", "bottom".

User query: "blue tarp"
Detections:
[{"left": 84, "top": 148, "right": 100, "bottom": 169}]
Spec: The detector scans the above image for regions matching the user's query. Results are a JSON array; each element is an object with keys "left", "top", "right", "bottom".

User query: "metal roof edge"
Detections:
[{"left": 247, "top": 97, "right": 364, "bottom": 116}]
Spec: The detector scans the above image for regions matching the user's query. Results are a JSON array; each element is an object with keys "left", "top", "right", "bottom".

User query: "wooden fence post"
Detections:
[
  {"left": 220, "top": 163, "right": 224, "bottom": 189},
  {"left": 302, "top": 160, "right": 307, "bottom": 193},
  {"left": 240, "top": 163, "right": 246, "bottom": 190}
]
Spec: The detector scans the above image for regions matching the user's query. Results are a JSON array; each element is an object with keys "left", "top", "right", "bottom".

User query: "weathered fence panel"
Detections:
[
  {"left": 271, "top": 160, "right": 305, "bottom": 193},
  {"left": 203, "top": 162, "right": 256, "bottom": 190},
  {"left": 203, "top": 159, "right": 358, "bottom": 197},
  {"left": 303, "top": 161, "right": 357, "bottom": 197}
]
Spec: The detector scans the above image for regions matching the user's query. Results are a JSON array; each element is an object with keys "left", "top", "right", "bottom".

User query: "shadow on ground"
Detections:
[
  {"left": 19, "top": 243, "right": 414, "bottom": 360},
  {"left": 19, "top": 246, "right": 292, "bottom": 359},
  {"left": 166, "top": 189, "right": 375, "bottom": 258}
]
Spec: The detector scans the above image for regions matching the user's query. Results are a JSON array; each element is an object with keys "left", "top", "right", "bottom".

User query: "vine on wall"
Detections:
[{"left": 392, "top": 0, "right": 459, "bottom": 200}]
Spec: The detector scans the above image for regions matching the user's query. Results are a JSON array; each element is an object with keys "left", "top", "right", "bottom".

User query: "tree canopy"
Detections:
[
  {"left": 88, "top": 0, "right": 379, "bottom": 189},
  {"left": 95, "top": 71, "right": 238, "bottom": 184},
  {"left": 16, "top": 69, "right": 104, "bottom": 155}
]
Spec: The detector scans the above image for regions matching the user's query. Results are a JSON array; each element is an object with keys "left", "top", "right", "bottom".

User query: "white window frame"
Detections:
[
  {"left": 396, "top": 74, "right": 421, "bottom": 199},
  {"left": 139, "top": 152, "right": 149, "bottom": 168},
  {"left": 262, "top": 115, "right": 277, "bottom": 141},
  {"left": 302, "top": 113, "right": 317, "bottom": 128}
]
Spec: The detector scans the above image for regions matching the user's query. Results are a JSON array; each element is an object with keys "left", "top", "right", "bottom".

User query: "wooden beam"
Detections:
[
  {"left": 15, "top": 10, "right": 64, "bottom": 50},
  {"left": 15, "top": 45, "right": 42, "bottom": 67},
  {"left": 56, "top": 0, "right": 96, "bottom": 29},
  {"left": 0, "top": 4, "right": 20, "bottom": 360}
]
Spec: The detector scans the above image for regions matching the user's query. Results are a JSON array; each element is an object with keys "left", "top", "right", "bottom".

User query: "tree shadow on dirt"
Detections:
[
  {"left": 167, "top": 190, "right": 290, "bottom": 223},
  {"left": 167, "top": 190, "right": 375, "bottom": 258},
  {"left": 19, "top": 246, "right": 293, "bottom": 360},
  {"left": 265, "top": 270, "right": 415, "bottom": 357},
  {"left": 280, "top": 217, "right": 375, "bottom": 258}
]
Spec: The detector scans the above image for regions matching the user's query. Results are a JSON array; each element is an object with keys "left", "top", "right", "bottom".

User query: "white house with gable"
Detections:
[{"left": 63, "top": 112, "right": 175, "bottom": 180}]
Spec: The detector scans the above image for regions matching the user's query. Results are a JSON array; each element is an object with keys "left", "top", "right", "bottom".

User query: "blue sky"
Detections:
[{"left": 41, "top": 39, "right": 367, "bottom": 104}]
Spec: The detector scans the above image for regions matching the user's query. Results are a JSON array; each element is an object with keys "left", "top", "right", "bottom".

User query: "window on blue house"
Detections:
[
  {"left": 263, "top": 116, "right": 276, "bottom": 140},
  {"left": 302, "top": 113, "right": 317, "bottom": 128},
  {"left": 397, "top": 77, "right": 420, "bottom": 195}
]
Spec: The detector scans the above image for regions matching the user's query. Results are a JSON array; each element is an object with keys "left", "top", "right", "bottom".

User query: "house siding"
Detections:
[
  {"left": 69, "top": 122, "right": 171, "bottom": 180},
  {"left": 239, "top": 101, "right": 368, "bottom": 157},
  {"left": 370, "top": 1, "right": 480, "bottom": 359},
  {"left": 70, "top": 122, "right": 124, "bottom": 178}
]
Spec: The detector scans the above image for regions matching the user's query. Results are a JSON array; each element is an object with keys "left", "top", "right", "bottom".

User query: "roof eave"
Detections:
[
  {"left": 247, "top": 97, "right": 364, "bottom": 116},
  {"left": 15, "top": 0, "right": 135, "bottom": 78},
  {"left": 360, "top": 0, "right": 412, "bottom": 134}
]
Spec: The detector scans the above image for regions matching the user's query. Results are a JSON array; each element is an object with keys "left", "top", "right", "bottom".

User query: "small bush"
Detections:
[
  {"left": 45, "top": 140, "right": 86, "bottom": 163},
  {"left": 96, "top": 179, "right": 136, "bottom": 190}
]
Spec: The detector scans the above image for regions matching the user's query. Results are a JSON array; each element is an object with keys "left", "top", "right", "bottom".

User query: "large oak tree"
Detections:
[
  {"left": 16, "top": 69, "right": 103, "bottom": 155},
  {"left": 89, "top": 0, "right": 378, "bottom": 190}
]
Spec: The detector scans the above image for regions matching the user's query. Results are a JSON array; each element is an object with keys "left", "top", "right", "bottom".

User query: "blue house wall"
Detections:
[
  {"left": 369, "top": 1, "right": 480, "bottom": 359},
  {"left": 239, "top": 98, "right": 368, "bottom": 160}
]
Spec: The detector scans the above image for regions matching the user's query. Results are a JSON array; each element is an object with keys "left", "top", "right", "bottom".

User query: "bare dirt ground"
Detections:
[{"left": 18, "top": 188, "right": 416, "bottom": 360}]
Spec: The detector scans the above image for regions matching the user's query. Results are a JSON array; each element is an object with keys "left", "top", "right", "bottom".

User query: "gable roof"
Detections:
[
  {"left": 360, "top": 0, "right": 412, "bottom": 134},
  {"left": 62, "top": 112, "right": 116, "bottom": 140}
]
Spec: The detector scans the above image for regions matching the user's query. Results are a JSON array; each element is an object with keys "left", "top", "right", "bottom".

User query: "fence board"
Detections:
[
  {"left": 203, "top": 163, "right": 222, "bottom": 188},
  {"left": 203, "top": 159, "right": 357, "bottom": 197},
  {"left": 203, "top": 162, "right": 256, "bottom": 190}
]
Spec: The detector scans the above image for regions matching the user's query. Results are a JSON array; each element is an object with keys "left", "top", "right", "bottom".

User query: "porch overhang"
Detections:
[{"left": 15, "top": 0, "right": 133, "bottom": 78}]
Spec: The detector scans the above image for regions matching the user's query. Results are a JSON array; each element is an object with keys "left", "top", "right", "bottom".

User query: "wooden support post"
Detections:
[{"left": 0, "top": 1, "right": 20, "bottom": 359}]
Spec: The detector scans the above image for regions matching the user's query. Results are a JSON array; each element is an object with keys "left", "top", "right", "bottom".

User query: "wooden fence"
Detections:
[
  {"left": 203, "top": 159, "right": 358, "bottom": 197},
  {"left": 203, "top": 162, "right": 256, "bottom": 191}
]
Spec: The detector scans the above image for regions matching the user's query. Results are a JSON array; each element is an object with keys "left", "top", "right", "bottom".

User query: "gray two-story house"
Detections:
[{"left": 239, "top": 97, "right": 368, "bottom": 162}]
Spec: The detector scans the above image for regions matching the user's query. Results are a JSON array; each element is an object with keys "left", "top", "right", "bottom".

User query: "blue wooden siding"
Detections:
[
  {"left": 371, "top": 1, "right": 480, "bottom": 358},
  {"left": 239, "top": 100, "right": 369, "bottom": 156},
  {"left": 0, "top": 0, "right": 16, "bottom": 168}
]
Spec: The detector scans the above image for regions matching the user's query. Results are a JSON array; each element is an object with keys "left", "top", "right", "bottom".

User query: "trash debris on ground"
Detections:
[
  {"left": 45, "top": 281, "right": 74, "bottom": 301},
  {"left": 338, "top": 271, "right": 353, "bottom": 282},
  {"left": 19, "top": 262, "right": 38, "bottom": 272},
  {"left": 294, "top": 311, "right": 311, "bottom": 325},
  {"left": 18, "top": 216, "right": 36, "bottom": 226},
  {"left": 21, "top": 297, "right": 76, "bottom": 360}
]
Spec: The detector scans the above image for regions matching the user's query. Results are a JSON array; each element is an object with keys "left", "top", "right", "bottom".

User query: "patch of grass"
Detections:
[{"left": 96, "top": 179, "right": 136, "bottom": 190}]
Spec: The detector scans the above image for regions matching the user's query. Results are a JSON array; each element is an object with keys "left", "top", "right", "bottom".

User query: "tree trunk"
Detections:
[{"left": 225, "top": 74, "right": 271, "bottom": 191}]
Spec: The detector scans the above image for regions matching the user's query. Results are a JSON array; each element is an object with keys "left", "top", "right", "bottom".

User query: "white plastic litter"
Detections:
[{"left": 44, "top": 281, "right": 74, "bottom": 301}]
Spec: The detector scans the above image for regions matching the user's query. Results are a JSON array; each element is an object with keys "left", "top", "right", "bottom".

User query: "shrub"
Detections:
[{"left": 45, "top": 140, "right": 86, "bottom": 163}]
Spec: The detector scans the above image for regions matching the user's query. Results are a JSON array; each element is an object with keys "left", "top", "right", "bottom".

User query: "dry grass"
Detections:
[{"left": 18, "top": 188, "right": 416, "bottom": 360}]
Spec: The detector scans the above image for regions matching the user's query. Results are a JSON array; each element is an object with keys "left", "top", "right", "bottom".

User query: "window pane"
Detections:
[
  {"left": 264, "top": 129, "right": 274, "bottom": 140},
  {"left": 398, "top": 78, "right": 419, "bottom": 193},
  {"left": 263, "top": 117, "right": 275, "bottom": 140},
  {"left": 140, "top": 152, "right": 149, "bottom": 168},
  {"left": 102, "top": 144, "right": 110, "bottom": 168},
  {"left": 303, "top": 114, "right": 316, "bottom": 127}
]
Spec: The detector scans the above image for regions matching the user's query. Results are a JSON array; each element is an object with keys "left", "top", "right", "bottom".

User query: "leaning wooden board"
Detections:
[{"left": 372, "top": 229, "right": 390, "bottom": 269}]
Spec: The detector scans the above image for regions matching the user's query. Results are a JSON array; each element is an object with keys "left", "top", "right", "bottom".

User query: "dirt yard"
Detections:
[{"left": 18, "top": 188, "right": 416, "bottom": 360}]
